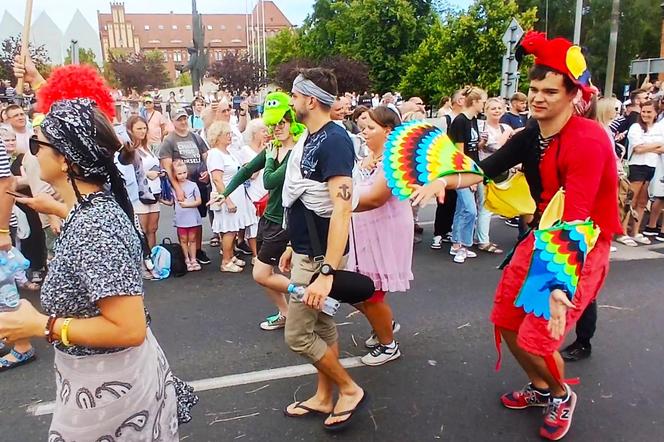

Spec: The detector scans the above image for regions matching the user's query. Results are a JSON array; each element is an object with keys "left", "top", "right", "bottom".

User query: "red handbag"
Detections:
[{"left": 253, "top": 194, "right": 269, "bottom": 217}]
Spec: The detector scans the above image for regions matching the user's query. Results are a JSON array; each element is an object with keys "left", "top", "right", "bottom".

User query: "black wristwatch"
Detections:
[{"left": 320, "top": 264, "right": 336, "bottom": 276}]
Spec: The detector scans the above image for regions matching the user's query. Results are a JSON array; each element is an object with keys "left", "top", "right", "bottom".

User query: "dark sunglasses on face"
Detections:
[{"left": 29, "top": 135, "right": 56, "bottom": 156}]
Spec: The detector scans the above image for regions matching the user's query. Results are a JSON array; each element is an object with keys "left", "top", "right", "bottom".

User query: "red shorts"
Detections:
[
  {"left": 490, "top": 233, "right": 611, "bottom": 356},
  {"left": 177, "top": 226, "right": 198, "bottom": 237}
]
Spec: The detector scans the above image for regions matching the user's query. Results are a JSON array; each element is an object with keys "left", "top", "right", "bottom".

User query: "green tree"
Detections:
[
  {"left": 177, "top": 72, "right": 192, "bottom": 87},
  {"left": 266, "top": 28, "right": 303, "bottom": 79},
  {"left": 298, "top": 0, "right": 353, "bottom": 60},
  {"left": 0, "top": 35, "right": 51, "bottom": 84},
  {"left": 64, "top": 47, "right": 100, "bottom": 69},
  {"left": 298, "top": 0, "right": 427, "bottom": 92},
  {"left": 515, "top": 0, "right": 662, "bottom": 95},
  {"left": 400, "top": 0, "right": 537, "bottom": 102}
]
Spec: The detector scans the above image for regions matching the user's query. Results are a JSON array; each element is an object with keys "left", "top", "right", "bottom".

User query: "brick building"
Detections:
[{"left": 97, "top": 2, "right": 293, "bottom": 81}]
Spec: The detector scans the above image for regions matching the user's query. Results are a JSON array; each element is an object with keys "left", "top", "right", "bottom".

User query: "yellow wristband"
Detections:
[
  {"left": 0, "top": 228, "right": 10, "bottom": 234},
  {"left": 32, "top": 81, "right": 45, "bottom": 92},
  {"left": 60, "top": 318, "right": 73, "bottom": 347}
]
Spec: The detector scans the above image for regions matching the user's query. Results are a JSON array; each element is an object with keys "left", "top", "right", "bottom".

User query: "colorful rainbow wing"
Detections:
[
  {"left": 384, "top": 121, "right": 484, "bottom": 200},
  {"left": 514, "top": 222, "right": 600, "bottom": 320}
]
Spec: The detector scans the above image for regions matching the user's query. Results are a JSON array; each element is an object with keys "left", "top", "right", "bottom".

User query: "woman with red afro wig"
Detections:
[{"left": 1, "top": 56, "right": 198, "bottom": 439}]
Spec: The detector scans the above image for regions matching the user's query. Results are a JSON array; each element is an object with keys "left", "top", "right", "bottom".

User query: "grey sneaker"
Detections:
[
  {"left": 361, "top": 342, "right": 401, "bottom": 366},
  {"left": 260, "top": 312, "right": 286, "bottom": 331},
  {"left": 365, "top": 321, "right": 401, "bottom": 348}
]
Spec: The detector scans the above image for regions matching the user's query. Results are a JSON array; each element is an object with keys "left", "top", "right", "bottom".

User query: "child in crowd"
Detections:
[{"left": 168, "top": 160, "right": 203, "bottom": 272}]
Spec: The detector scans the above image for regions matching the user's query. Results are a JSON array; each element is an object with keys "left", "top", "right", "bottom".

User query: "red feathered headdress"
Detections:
[
  {"left": 36, "top": 65, "right": 115, "bottom": 120},
  {"left": 520, "top": 31, "right": 597, "bottom": 99}
]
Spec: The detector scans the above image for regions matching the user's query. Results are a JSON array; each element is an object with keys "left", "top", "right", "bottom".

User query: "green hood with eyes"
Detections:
[{"left": 262, "top": 92, "right": 306, "bottom": 146}]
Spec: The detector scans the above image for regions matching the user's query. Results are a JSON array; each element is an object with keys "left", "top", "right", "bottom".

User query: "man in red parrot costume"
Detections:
[
  {"left": 477, "top": 32, "right": 622, "bottom": 440},
  {"left": 394, "top": 31, "right": 621, "bottom": 440}
]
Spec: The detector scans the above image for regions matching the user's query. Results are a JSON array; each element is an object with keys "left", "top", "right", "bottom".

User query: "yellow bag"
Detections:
[
  {"left": 538, "top": 187, "right": 565, "bottom": 229},
  {"left": 484, "top": 172, "right": 537, "bottom": 218}
]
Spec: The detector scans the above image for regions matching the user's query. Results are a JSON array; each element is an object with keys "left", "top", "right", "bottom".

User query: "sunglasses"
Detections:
[{"left": 29, "top": 135, "right": 56, "bottom": 156}]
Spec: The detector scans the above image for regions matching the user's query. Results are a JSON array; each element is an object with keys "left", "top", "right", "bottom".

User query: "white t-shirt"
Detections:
[
  {"left": 137, "top": 148, "right": 162, "bottom": 194},
  {"left": 627, "top": 122, "right": 664, "bottom": 167},
  {"left": 206, "top": 148, "right": 240, "bottom": 192},
  {"left": 235, "top": 144, "right": 268, "bottom": 202},
  {"left": 481, "top": 122, "right": 512, "bottom": 161}
]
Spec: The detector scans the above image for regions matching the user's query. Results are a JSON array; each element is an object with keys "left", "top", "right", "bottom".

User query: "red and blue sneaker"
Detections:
[
  {"left": 539, "top": 386, "right": 577, "bottom": 440},
  {"left": 500, "top": 383, "right": 550, "bottom": 409}
]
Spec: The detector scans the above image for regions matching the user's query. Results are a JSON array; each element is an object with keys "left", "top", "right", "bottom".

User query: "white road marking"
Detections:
[{"left": 26, "top": 357, "right": 364, "bottom": 417}]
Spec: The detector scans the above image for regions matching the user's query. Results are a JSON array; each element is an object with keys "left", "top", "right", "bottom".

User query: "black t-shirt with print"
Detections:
[
  {"left": 448, "top": 113, "right": 480, "bottom": 162},
  {"left": 287, "top": 121, "right": 355, "bottom": 257}
]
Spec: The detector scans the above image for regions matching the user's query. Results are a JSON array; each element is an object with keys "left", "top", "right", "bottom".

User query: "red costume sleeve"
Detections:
[{"left": 560, "top": 131, "right": 609, "bottom": 222}]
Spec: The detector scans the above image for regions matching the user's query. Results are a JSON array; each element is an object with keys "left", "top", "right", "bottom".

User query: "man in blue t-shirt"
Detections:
[
  {"left": 500, "top": 92, "right": 529, "bottom": 130},
  {"left": 280, "top": 68, "right": 367, "bottom": 431}
]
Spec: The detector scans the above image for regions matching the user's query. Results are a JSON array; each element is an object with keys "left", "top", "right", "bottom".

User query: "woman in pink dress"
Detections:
[{"left": 350, "top": 106, "right": 414, "bottom": 366}]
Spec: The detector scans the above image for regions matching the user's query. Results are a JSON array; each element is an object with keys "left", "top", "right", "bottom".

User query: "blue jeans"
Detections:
[
  {"left": 451, "top": 188, "right": 477, "bottom": 247},
  {"left": 475, "top": 183, "right": 492, "bottom": 245}
]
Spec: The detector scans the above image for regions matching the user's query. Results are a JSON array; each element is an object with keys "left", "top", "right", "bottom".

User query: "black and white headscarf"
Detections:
[{"left": 41, "top": 98, "right": 109, "bottom": 179}]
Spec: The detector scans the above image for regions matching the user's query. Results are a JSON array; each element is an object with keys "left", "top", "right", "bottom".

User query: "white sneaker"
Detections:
[
  {"left": 633, "top": 234, "right": 651, "bottom": 245},
  {"left": 260, "top": 312, "right": 286, "bottom": 330},
  {"left": 361, "top": 342, "right": 401, "bottom": 366},
  {"left": 454, "top": 248, "right": 468, "bottom": 263},
  {"left": 450, "top": 247, "right": 476, "bottom": 258},
  {"left": 431, "top": 235, "right": 443, "bottom": 249},
  {"left": 365, "top": 321, "right": 401, "bottom": 348}
]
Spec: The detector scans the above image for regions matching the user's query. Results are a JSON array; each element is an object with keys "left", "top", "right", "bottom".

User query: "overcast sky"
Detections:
[{"left": 1, "top": 0, "right": 473, "bottom": 31}]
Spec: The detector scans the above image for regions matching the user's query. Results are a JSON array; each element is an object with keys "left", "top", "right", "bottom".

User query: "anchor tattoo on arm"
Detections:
[{"left": 336, "top": 184, "right": 352, "bottom": 201}]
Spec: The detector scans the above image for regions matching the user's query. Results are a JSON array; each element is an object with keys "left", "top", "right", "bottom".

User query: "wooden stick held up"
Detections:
[{"left": 16, "top": 0, "right": 35, "bottom": 98}]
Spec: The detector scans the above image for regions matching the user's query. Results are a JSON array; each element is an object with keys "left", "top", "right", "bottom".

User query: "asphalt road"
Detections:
[{"left": 1, "top": 209, "right": 663, "bottom": 442}]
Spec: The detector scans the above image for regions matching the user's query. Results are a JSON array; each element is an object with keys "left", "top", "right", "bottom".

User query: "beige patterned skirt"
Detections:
[{"left": 48, "top": 329, "right": 179, "bottom": 442}]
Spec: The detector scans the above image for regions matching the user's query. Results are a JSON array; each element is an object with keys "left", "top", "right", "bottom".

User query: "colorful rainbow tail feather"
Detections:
[
  {"left": 384, "top": 121, "right": 484, "bottom": 200},
  {"left": 514, "top": 221, "right": 600, "bottom": 320}
]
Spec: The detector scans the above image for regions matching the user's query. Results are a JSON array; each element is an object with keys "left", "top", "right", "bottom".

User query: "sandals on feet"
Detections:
[
  {"left": 616, "top": 235, "right": 638, "bottom": 247},
  {"left": 221, "top": 262, "right": 243, "bottom": 273},
  {"left": 323, "top": 391, "right": 370, "bottom": 432},
  {"left": 0, "top": 348, "right": 36, "bottom": 372},
  {"left": 283, "top": 401, "right": 331, "bottom": 418},
  {"left": 478, "top": 243, "right": 504, "bottom": 254},
  {"left": 632, "top": 234, "right": 651, "bottom": 245},
  {"left": 18, "top": 281, "right": 41, "bottom": 291},
  {"left": 233, "top": 256, "right": 246, "bottom": 267}
]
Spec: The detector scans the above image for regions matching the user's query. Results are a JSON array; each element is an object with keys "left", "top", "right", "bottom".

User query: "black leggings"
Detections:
[
  {"left": 433, "top": 190, "right": 457, "bottom": 236},
  {"left": 15, "top": 203, "right": 47, "bottom": 271}
]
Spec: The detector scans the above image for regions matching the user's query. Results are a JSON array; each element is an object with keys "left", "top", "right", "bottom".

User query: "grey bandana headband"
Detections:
[
  {"left": 41, "top": 98, "right": 109, "bottom": 179},
  {"left": 292, "top": 74, "right": 336, "bottom": 106}
]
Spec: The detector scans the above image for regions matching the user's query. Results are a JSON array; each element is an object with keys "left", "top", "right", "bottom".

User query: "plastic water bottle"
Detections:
[
  {"left": 0, "top": 278, "right": 20, "bottom": 312},
  {"left": 0, "top": 248, "right": 30, "bottom": 274},
  {"left": 0, "top": 248, "right": 30, "bottom": 312},
  {"left": 287, "top": 284, "right": 341, "bottom": 317}
]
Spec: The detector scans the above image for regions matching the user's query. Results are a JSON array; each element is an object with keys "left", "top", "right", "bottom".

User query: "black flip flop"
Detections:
[
  {"left": 323, "top": 391, "right": 370, "bottom": 432},
  {"left": 283, "top": 401, "right": 330, "bottom": 418}
]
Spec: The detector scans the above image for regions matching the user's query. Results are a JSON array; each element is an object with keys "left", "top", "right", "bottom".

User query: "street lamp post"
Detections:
[{"left": 573, "top": 0, "right": 583, "bottom": 44}]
